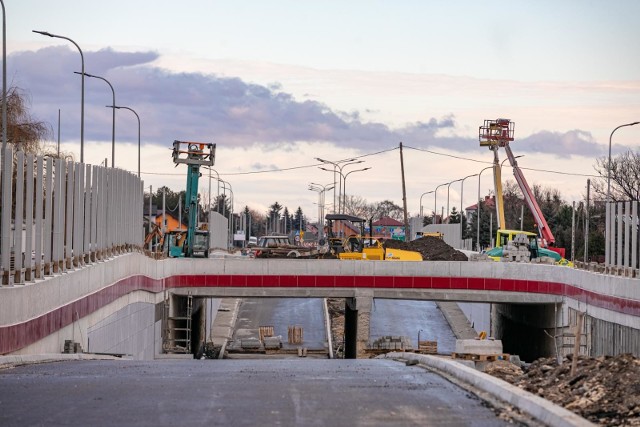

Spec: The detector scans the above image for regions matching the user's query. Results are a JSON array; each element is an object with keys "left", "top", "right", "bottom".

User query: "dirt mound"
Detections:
[
  {"left": 383, "top": 236, "right": 468, "bottom": 261},
  {"left": 487, "top": 354, "right": 640, "bottom": 425}
]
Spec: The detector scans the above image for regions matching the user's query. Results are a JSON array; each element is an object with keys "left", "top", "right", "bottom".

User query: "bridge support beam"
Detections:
[{"left": 344, "top": 292, "right": 373, "bottom": 359}]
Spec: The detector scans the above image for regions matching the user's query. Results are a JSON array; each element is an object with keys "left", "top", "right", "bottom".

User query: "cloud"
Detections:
[{"left": 6, "top": 46, "right": 604, "bottom": 157}]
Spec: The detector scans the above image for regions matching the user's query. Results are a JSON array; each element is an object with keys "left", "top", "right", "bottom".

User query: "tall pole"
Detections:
[
  {"left": 419, "top": 190, "right": 434, "bottom": 218},
  {"left": 342, "top": 167, "right": 371, "bottom": 213},
  {"left": 33, "top": 31, "right": 84, "bottom": 162},
  {"left": 585, "top": 179, "right": 590, "bottom": 263},
  {"left": 446, "top": 178, "right": 462, "bottom": 224},
  {"left": 460, "top": 174, "right": 478, "bottom": 249},
  {"left": 110, "top": 105, "right": 140, "bottom": 176},
  {"left": 434, "top": 182, "right": 449, "bottom": 225},
  {"left": 317, "top": 157, "right": 362, "bottom": 214},
  {"left": 78, "top": 72, "right": 115, "bottom": 167},
  {"left": 399, "top": 142, "right": 409, "bottom": 237},
  {"left": 606, "top": 122, "right": 639, "bottom": 265},
  {"left": 477, "top": 166, "right": 492, "bottom": 251},
  {"left": 1, "top": 0, "right": 6, "bottom": 153},
  {"left": 57, "top": 109, "right": 60, "bottom": 157}
]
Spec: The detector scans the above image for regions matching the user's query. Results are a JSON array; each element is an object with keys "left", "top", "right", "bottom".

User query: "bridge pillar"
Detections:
[{"left": 344, "top": 291, "right": 373, "bottom": 359}]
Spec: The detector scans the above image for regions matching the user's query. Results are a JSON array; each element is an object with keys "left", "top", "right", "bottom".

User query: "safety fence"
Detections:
[
  {"left": 605, "top": 200, "right": 639, "bottom": 276},
  {"left": 0, "top": 147, "right": 144, "bottom": 285}
]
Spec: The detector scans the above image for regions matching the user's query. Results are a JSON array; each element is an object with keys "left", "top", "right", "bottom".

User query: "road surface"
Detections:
[{"left": 0, "top": 359, "right": 515, "bottom": 426}]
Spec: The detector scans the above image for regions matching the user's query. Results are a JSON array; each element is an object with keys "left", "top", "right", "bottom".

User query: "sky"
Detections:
[{"left": 4, "top": 0, "right": 640, "bottom": 223}]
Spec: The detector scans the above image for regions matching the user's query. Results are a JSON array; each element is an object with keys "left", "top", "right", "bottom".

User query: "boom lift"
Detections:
[
  {"left": 479, "top": 119, "right": 566, "bottom": 259},
  {"left": 171, "top": 140, "right": 215, "bottom": 258}
]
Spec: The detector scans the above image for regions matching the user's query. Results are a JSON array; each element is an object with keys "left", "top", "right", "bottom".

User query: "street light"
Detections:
[
  {"left": 476, "top": 166, "right": 493, "bottom": 251},
  {"left": 108, "top": 105, "right": 140, "bottom": 177},
  {"left": 217, "top": 178, "right": 233, "bottom": 248},
  {"left": 342, "top": 167, "right": 371, "bottom": 211},
  {"left": 419, "top": 190, "right": 435, "bottom": 218},
  {"left": 316, "top": 157, "right": 363, "bottom": 213},
  {"left": 76, "top": 72, "right": 115, "bottom": 167},
  {"left": 446, "top": 178, "right": 463, "bottom": 223},
  {"left": 33, "top": 30, "right": 85, "bottom": 162},
  {"left": 434, "top": 182, "right": 450, "bottom": 225},
  {"left": 460, "top": 174, "right": 478, "bottom": 249},
  {"left": 607, "top": 122, "right": 639, "bottom": 202},
  {"left": 1, "top": 0, "right": 7, "bottom": 153},
  {"left": 606, "top": 121, "right": 639, "bottom": 266},
  {"left": 309, "top": 182, "right": 334, "bottom": 241}
]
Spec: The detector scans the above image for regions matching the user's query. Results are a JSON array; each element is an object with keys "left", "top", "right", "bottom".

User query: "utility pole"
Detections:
[
  {"left": 585, "top": 179, "right": 590, "bottom": 263},
  {"left": 399, "top": 142, "right": 409, "bottom": 240}
]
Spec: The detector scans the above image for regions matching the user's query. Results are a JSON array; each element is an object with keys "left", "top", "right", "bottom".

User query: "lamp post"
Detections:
[
  {"left": 203, "top": 166, "right": 219, "bottom": 213},
  {"left": 1, "top": 0, "right": 6, "bottom": 154},
  {"left": 76, "top": 72, "right": 115, "bottom": 167},
  {"left": 309, "top": 182, "right": 334, "bottom": 241},
  {"left": 419, "top": 190, "right": 435, "bottom": 218},
  {"left": 460, "top": 174, "right": 478, "bottom": 249},
  {"left": 316, "top": 157, "right": 362, "bottom": 214},
  {"left": 446, "top": 178, "right": 463, "bottom": 224},
  {"left": 33, "top": 30, "right": 84, "bottom": 162},
  {"left": 109, "top": 105, "right": 140, "bottom": 177},
  {"left": 217, "top": 178, "right": 233, "bottom": 248},
  {"left": 476, "top": 166, "right": 493, "bottom": 251},
  {"left": 342, "top": 167, "right": 371, "bottom": 212},
  {"left": 606, "top": 122, "right": 639, "bottom": 265},
  {"left": 434, "top": 182, "right": 450, "bottom": 225},
  {"left": 607, "top": 122, "right": 639, "bottom": 202}
]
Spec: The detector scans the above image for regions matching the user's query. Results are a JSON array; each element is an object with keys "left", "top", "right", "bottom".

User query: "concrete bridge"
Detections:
[
  {"left": 1, "top": 147, "right": 639, "bottom": 360},
  {"left": 1, "top": 252, "right": 639, "bottom": 360}
]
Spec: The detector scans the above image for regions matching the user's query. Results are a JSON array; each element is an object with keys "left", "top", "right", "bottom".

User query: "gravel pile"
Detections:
[{"left": 383, "top": 236, "right": 468, "bottom": 261}]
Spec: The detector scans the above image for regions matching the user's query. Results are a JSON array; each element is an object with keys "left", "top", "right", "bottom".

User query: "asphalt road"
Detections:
[
  {"left": 0, "top": 359, "right": 514, "bottom": 426},
  {"left": 232, "top": 298, "right": 326, "bottom": 349},
  {"left": 370, "top": 299, "right": 458, "bottom": 352}
]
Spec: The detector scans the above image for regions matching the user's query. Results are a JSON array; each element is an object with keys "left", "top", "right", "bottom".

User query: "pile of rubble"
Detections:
[
  {"left": 485, "top": 354, "right": 640, "bottom": 426},
  {"left": 383, "top": 236, "right": 468, "bottom": 261}
]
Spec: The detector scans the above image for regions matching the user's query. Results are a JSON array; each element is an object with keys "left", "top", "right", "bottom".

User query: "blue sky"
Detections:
[{"left": 4, "top": 1, "right": 640, "bottom": 220}]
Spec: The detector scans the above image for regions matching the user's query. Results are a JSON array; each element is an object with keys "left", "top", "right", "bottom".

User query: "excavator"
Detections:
[
  {"left": 479, "top": 118, "right": 570, "bottom": 266},
  {"left": 325, "top": 214, "right": 422, "bottom": 261}
]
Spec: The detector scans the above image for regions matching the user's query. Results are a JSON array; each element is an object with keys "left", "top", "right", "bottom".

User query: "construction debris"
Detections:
[
  {"left": 485, "top": 353, "right": 640, "bottom": 426},
  {"left": 383, "top": 236, "right": 468, "bottom": 261}
]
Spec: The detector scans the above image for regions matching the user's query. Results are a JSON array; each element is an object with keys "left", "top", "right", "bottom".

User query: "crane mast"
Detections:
[{"left": 171, "top": 140, "right": 216, "bottom": 257}]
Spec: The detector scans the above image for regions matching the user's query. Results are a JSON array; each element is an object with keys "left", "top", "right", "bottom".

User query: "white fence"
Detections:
[
  {"left": 0, "top": 147, "right": 144, "bottom": 285},
  {"left": 605, "top": 200, "right": 639, "bottom": 272}
]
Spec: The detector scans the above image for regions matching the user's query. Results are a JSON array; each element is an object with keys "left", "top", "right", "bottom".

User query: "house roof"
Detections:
[
  {"left": 373, "top": 216, "right": 403, "bottom": 226},
  {"left": 465, "top": 196, "right": 495, "bottom": 212}
]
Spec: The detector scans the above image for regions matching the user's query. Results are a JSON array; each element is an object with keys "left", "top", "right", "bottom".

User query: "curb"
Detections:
[
  {"left": 384, "top": 352, "right": 595, "bottom": 427},
  {"left": 0, "top": 353, "right": 124, "bottom": 369}
]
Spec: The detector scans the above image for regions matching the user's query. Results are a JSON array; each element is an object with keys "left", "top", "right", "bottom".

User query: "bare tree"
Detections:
[
  {"left": 2, "top": 86, "right": 53, "bottom": 156},
  {"left": 593, "top": 151, "right": 640, "bottom": 202}
]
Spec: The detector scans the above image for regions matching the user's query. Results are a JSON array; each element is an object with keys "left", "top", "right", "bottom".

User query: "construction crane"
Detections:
[
  {"left": 171, "top": 140, "right": 216, "bottom": 257},
  {"left": 479, "top": 119, "right": 563, "bottom": 256}
]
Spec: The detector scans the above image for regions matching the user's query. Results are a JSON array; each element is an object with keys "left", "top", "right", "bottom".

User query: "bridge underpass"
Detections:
[{"left": 1, "top": 254, "right": 639, "bottom": 362}]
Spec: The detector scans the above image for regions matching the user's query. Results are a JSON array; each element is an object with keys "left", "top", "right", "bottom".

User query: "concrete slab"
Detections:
[{"left": 455, "top": 339, "right": 503, "bottom": 355}]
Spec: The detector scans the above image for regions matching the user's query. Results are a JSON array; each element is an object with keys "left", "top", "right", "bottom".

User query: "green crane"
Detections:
[{"left": 171, "top": 140, "right": 216, "bottom": 257}]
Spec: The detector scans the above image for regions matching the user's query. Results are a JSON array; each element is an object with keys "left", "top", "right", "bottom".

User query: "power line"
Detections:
[{"left": 404, "top": 145, "right": 600, "bottom": 178}]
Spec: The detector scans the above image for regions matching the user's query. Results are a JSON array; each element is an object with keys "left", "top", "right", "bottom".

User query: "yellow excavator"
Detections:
[{"left": 325, "top": 214, "right": 422, "bottom": 261}]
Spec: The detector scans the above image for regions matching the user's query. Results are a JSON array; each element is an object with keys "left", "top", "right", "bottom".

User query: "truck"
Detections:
[{"left": 252, "top": 235, "right": 319, "bottom": 258}]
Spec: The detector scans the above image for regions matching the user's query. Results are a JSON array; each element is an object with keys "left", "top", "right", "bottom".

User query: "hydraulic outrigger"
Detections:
[{"left": 171, "top": 140, "right": 216, "bottom": 257}]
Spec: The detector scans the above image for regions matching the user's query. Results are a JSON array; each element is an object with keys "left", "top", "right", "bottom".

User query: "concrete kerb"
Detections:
[
  {"left": 0, "top": 353, "right": 127, "bottom": 369},
  {"left": 383, "top": 352, "right": 595, "bottom": 427}
]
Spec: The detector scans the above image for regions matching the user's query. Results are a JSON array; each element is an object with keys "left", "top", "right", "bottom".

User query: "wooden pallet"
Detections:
[
  {"left": 418, "top": 341, "right": 437, "bottom": 354},
  {"left": 451, "top": 353, "right": 510, "bottom": 362}
]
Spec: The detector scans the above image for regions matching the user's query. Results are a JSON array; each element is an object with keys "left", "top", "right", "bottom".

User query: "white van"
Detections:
[{"left": 248, "top": 236, "right": 258, "bottom": 247}]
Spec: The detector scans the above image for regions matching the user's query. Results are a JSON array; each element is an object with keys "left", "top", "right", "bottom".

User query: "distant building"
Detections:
[{"left": 372, "top": 216, "right": 405, "bottom": 241}]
